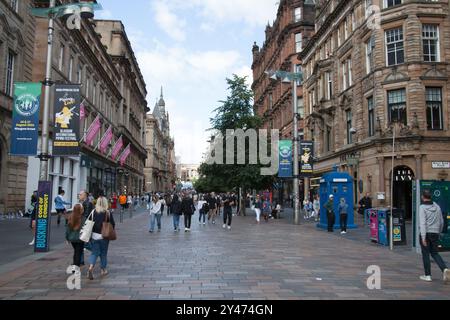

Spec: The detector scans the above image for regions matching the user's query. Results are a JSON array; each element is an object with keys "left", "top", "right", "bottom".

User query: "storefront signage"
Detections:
[
  {"left": 10, "top": 83, "right": 41, "bottom": 156},
  {"left": 53, "top": 84, "right": 81, "bottom": 156},
  {"left": 432, "top": 162, "right": 450, "bottom": 169},
  {"left": 394, "top": 168, "right": 414, "bottom": 182},
  {"left": 35, "top": 181, "right": 52, "bottom": 253}
]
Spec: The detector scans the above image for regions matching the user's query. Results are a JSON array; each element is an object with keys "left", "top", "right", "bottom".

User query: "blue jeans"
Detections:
[
  {"left": 150, "top": 214, "right": 162, "bottom": 231},
  {"left": 88, "top": 239, "right": 109, "bottom": 269},
  {"left": 173, "top": 214, "right": 181, "bottom": 230},
  {"left": 199, "top": 212, "right": 206, "bottom": 223}
]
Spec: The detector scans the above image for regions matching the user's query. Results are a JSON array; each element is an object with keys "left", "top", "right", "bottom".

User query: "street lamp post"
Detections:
[
  {"left": 390, "top": 121, "right": 398, "bottom": 251},
  {"left": 266, "top": 67, "right": 303, "bottom": 225}
]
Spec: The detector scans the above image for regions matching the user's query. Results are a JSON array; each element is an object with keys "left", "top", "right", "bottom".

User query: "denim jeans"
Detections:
[
  {"left": 150, "top": 213, "right": 162, "bottom": 231},
  {"left": 340, "top": 214, "right": 348, "bottom": 232},
  {"left": 173, "top": 214, "right": 181, "bottom": 230},
  {"left": 88, "top": 239, "right": 109, "bottom": 269},
  {"left": 420, "top": 233, "right": 448, "bottom": 276},
  {"left": 223, "top": 209, "right": 232, "bottom": 226},
  {"left": 199, "top": 212, "right": 206, "bottom": 223}
]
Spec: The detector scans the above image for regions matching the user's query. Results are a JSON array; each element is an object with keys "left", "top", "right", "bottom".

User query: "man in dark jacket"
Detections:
[
  {"left": 358, "top": 193, "right": 372, "bottom": 216},
  {"left": 170, "top": 194, "right": 182, "bottom": 232},
  {"left": 207, "top": 193, "right": 217, "bottom": 224},
  {"left": 79, "top": 190, "right": 94, "bottom": 218},
  {"left": 181, "top": 193, "right": 195, "bottom": 232},
  {"left": 324, "top": 195, "right": 335, "bottom": 232}
]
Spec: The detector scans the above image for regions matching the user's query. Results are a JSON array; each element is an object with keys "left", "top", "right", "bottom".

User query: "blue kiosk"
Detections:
[{"left": 318, "top": 169, "right": 357, "bottom": 230}]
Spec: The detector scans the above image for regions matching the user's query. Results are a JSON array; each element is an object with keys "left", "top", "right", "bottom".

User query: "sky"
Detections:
[{"left": 96, "top": 0, "right": 278, "bottom": 164}]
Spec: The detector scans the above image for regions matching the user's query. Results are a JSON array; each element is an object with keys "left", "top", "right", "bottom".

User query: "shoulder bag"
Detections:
[
  {"left": 79, "top": 210, "right": 95, "bottom": 243},
  {"left": 101, "top": 211, "right": 117, "bottom": 241}
]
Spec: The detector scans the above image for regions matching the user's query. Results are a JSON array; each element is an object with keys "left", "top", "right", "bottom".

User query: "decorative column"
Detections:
[{"left": 415, "top": 155, "right": 422, "bottom": 180}]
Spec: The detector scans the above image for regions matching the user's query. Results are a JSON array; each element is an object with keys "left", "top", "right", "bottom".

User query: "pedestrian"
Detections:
[
  {"left": 358, "top": 192, "right": 372, "bottom": 217},
  {"left": 165, "top": 193, "right": 172, "bottom": 216},
  {"left": 79, "top": 191, "right": 94, "bottom": 218},
  {"left": 262, "top": 197, "right": 271, "bottom": 222},
  {"left": 87, "top": 196, "right": 115, "bottom": 280},
  {"left": 273, "top": 202, "right": 282, "bottom": 219},
  {"left": 324, "top": 195, "right": 335, "bottom": 232},
  {"left": 54, "top": 190, "right": 71, "bottom": 227},
  {"left": 29, "top": 191, "right": 38, "bottom": 246},
  {"left": 303, "top": 198, "right": 313, "bottom": 220},
  {"left": 216, "top": 194, "right": 222, "bottom": 217},
  {"left": 170, "top": 194, "right": 182, "bottom": 232},
  {"left": 110, "top": 192, "right": 118, "bottom": 215},
  {"left": 127, "top": 194, "right": 133, "bottom": 210},
  {"left": 149, "top": 195, "right": 162, "bottom": 233},
  {"left": 198, "top": 197, "right": 208, "bottom": 225},
  {"left": 313, "top": 194, "right": 320, "bottom": 222},
  {"left": 222, "top": 192, "right": 234, "bottom": 230},
  {"left": 134, "top": 195, "right": 139, "bottom": 210},
  {"left": 207, "top": 192, "right": 217, "bottom": 224},
  {"left": 419, "top": 190, "right": 449, "bottom": 283},
  {"left": 253, "top": 195, "right": 262, "bottom": 224},
  {"left": 119, "top": 193, "right": 127, "bottom": 213},
  {"left": 66, "top": 204, "right": 85, "bottom": 270},
  {"left": 159, "top": 195, "right": 166, "bottom": 216},
  {"left": 181, "top": 193, "right": 195, "bottom": 232},
  {"left": 338, "top": 198, "right": 349, "bottom": 234}
]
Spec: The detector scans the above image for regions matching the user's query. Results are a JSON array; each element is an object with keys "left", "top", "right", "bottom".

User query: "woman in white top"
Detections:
[
  {"left": 313, "top": 194, "right": 320, "bottom": 222},
  {"left": 149, "top": 195, "right": 162, "bottom": 233}
]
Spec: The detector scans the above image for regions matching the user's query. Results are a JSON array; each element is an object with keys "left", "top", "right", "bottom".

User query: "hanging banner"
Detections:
[
  {"left": 84, "top": 115, "right": 101, "bottom": 146},
  {"left": 278, "top": 140, "right": 293, "bottom": 178},
  {"left": 53, "top": 84, "right": 81, "bottom": 156},
  {"left": 119, "top": 144, "right": 131, "bottom": 166},
  {"left": 300, "top": 141, "right": 314, "bottom": 177},
  {"left": 10, "top": 82, "right": 41, "bottom": 156},
  {"left": 34, "top": 181, "right": 52, "bottom": 253},
  {"left": 110, "top": 135, "right": 124, "bottom": 160},
  {"left": 99, "top": 126, "right": 113, "bottom": 153}
]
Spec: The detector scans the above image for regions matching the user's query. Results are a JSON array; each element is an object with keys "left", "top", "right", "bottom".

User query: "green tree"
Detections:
[{"left": 195, "top": 74, "right": 275, "bottom": 195}]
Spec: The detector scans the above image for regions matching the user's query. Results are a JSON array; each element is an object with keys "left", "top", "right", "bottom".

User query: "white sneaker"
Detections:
[
  {"left": 227, "top": 226, "right": 231, "bottom": 230},
  {"left": 223, "top": 224, "right": 226, "bottom": 229},
  {"left": 203, "top": 222, "right": 206, "bottom": 225},
  {"left": 29, "top": 239, "right": 35, "bottom": 246},
  {"left": 444, "top": 269, "right": 450, "bottom": 282},
  {"left": 420, "top": 275, "right": 432, "bottom": 282}
]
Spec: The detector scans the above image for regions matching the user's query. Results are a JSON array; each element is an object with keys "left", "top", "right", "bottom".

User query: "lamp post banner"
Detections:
[
  {"left": 34, "top": 181, "right": 52, "bottom": 253},
  {"left": 300, "top": 141, "right": 314, "bottom": 177},
  {"left": 52, "top": 84, "right": 81, "bottom": 156},
  {"left": 10, "top": 82, "right": 41, "bottom": 156},
  {"left": 278, "top": 140, "right": 293, "bottom": 178}
]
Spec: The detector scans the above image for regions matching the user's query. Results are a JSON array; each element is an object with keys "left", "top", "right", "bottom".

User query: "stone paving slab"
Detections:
[{"left": 0, "top": 210, "right": 449, "bottom": 300}]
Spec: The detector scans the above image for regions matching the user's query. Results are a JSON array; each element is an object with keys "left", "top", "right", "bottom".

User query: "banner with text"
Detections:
[
  {"left": 53, "top": 84, "right": 81, "bottom": 156},
  {"left": 278, "top": 140, "right": 293, "bottom": 178},
  {"left": 10, "top": 82, "right": 41, "bottom": 156},
  {"left": 300, "top": 141, "right": 314, "bottom": 177},
  {"left": 35, "top": 181, "right": 52, "bottom": 253}
]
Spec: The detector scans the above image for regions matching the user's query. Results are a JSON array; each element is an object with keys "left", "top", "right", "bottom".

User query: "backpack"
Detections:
[{"left": 202, "top": 202, "right": 209, "bottom": 213}]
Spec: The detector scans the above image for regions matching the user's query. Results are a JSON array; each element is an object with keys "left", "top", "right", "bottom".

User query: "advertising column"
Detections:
[{"left": 35, "top": 181, "right": 52, "bottom": 253}]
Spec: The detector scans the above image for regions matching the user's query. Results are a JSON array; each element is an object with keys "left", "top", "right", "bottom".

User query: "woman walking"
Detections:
[
  {"left": 149, "top": 195, "right": 162, "bottom": 233},
  {"left": 262, "top": 197, "right": 271, "bottom": 222},
  {"left": 198, "top": 196, "right": 208, "bottom": 225},
  {"left": 313, "top": 194, "right": 320, "bottom": 222},
  {"left": 170, "top": 194, "right": 182, "bottom": 232},
  {"left": 29, "top": 191, "right": 38, "bottom": 246},
  {"left": 181, "top": 193, "right": 195, "bottom": 232},
  {"left": 253, "top": 195, "right": 262, "bottom": 224},
  {"left": 54, "top": 190, "right": 71, "bottom": 227},
  {"left": 87, "top": 197, "right": 115, "bottom": 280},
  {"left": 66, "top": 204, "right": 85, "bottom": 269}
]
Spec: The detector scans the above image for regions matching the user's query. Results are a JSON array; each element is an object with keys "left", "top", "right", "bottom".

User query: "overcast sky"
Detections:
[{"left": 97, "top": 0, "right": 278, "bottom": 164}]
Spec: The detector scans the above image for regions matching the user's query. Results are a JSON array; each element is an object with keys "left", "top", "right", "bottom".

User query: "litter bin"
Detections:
[
  {"left": 438, "top": 214, "right": 450, "bottom": 252},
  {"left": 377, "top": 208, "right": 407, "bottom": 246},
  {"left": 368, "top": 209, "right": 379, "bottom": 243}
]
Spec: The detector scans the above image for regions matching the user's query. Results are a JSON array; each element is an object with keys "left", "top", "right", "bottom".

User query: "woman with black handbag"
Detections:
[{"left": 87, "top": 196, "right": 115, "bottom": 280}]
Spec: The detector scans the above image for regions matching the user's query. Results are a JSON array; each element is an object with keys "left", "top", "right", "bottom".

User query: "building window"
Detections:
[
  {"left": 77, "top": 64, "right": 82, "bottom": 84},
  {"left": 297, "top": 97, "right": 304, "bottom": 119},
  {"left": 269, "top": 94, "right": 273, "bottom": 110},
  {"left": 426, "top": 87, "right": 443, "bottom": 130},
  {"left": 366, "top": 36, "right": 375, "bottom": 74},
  {"left": 388, "top": 89, "right": 407, "bottom": 125},
  {"left": 58, "top": 44, "right": 65, "bottom": 72},
  {"left": 295, "top": 33, "right": 303, "bottom": 53},
  {"left": 346, "top": 110, "right": 353, "bottom": 144},
  {"left": 295, "top": 64, "right": 302, "bottom": 86},
  {"left": 326, "top": 72, "right": 333, "bottom": 99},
  {"left": 365, "top": 0, "right": 373, "bottom": 18},
  {"left": 325, "top": 126, "right": 332, "bottom": 152},
  {"left": 5, "top": 51, "right": 15, "bottom": 96},
  {"left": 342, "top": 58, "right": 352, "bottom": 90},
  {"left": 386, "top": 28, "right": 404, "bottom": 66},
  {"left": 9, "top": 0, "right": 19, "bottom": 12},
  {"left": 423, "top": 24, "right": 440, "bottom": 62},
  {"left": 294, "top": 7, "right": 302, "bottom": 22},
  {"left": 384, "top": 0, "right": 402, "bottom": 8},
  {"left": 86, "top": 76, "right": 90, "bottom": 98},
  {"left": 368, "top": 96, "right": 375, "bottom": 137},
  {"left": 93, "top": 82, "right": 96, "bottom": 106}
]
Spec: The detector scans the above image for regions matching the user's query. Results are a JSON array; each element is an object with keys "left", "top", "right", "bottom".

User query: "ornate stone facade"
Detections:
[{"left": 300, "top": 0, "right": 450, "bottom": 218}]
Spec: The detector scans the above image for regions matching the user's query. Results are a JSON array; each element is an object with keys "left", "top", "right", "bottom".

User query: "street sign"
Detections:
[{"left": 432, "top": 162, "right": 450, "bottom": 169}]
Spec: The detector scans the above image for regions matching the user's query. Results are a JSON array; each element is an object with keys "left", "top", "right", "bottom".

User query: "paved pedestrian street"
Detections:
[{"left": 0, "top": 211, "right": 448, "bottom": 300}]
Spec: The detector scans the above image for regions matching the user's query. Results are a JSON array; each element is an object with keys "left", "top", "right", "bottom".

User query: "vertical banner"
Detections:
[
  {"left": 35, "top": 181, "right": 52, "bottom": 253},
  {"left": 110, "top": 135, "right": 124, "bottom": 160},
  {"left": 84, "top": 115, "right": 101, "bottom": 146},
  {"left": 300, "top": 141, "right": 314, "bottom": 177},
  {"left": 53, "top": 84, "right": 81, "bottom": 156},
  {"left": 10, "top": 82, "right": 41, "bottom": 156},
  {"left": 99, "top": 126, "right": 113, "bottom": 153},
  {"left": 119, "top": 144, "right": 131, "bottom": 166},
  {"left": 278, "top": 140, "right": 293, "bottom": 178}
]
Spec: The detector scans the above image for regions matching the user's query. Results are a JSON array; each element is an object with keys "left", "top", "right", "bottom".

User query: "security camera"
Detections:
[{"left": 350, "top": 128, "right": 357, "bottom": 134}]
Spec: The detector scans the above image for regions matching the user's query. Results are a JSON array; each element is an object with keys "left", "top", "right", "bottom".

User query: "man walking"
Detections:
[
  {"left": 324, "top": 195, "right": 335, "bottom": 232},
  {"left": 222, "top": 192, "right": 234, "bottom": 230},
  {"left": 419, "top": 190, "right": 449, "bottom": 283},
  {"left": 79, "top": 191, "right": 94, "bottom": 218},
  {"left": 358, "top": 192, "right": 372, "bottom": 217}
]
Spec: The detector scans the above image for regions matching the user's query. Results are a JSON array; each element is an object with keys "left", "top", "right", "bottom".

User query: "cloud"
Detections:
[
  {"left": 152, "top": 1, "right": 187, "bottom": 42},
  {"left": 97, "top": 9, "right": 113, "bottom": 19}
]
